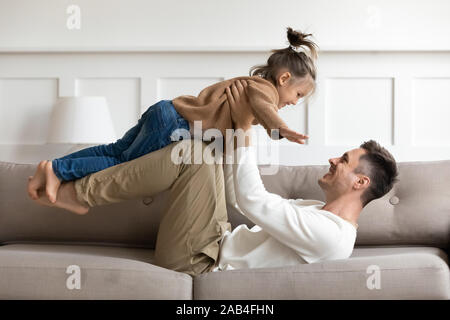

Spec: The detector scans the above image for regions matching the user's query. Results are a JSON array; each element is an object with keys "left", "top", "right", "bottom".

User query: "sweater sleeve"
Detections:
[
  {"left": 232, "top": 146, "right": 344, "bottom": 262},
  {"left": 247, "top": 80, "right": 287, "bottom": 139}
]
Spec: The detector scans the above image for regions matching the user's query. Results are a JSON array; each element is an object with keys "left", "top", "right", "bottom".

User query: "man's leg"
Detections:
[
  {"left": 154, "top": 150, "right": 230, "bottom": 276},
  {"left": 73, "top": 140, "right": 231, "bottom": 275}
]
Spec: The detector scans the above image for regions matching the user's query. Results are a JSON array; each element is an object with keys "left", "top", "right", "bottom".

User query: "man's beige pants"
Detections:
[{"left": 73, "top": 140, "right": 231, "bottom": 276}]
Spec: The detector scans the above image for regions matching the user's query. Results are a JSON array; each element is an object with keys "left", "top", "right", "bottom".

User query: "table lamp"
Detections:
[{"left": 47, "top": 96, "right": 116, "bottom": 145}]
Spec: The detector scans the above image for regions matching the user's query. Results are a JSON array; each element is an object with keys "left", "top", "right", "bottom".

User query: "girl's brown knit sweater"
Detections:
[{"left": 172, "top": 75, "right": 287, "bottom": 139}]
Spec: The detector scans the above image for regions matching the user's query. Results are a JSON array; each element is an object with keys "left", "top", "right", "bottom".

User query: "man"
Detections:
[{"left": 34, "top": 81, "right": 398, "bottom": 276}]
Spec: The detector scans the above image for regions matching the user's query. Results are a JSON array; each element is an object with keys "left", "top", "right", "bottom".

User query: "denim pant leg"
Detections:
[
  {"left": 52, "top": 156, "right": 122, "bottom": 181},
  {"left": 120, "top": 100, "right": 190, "bottom": 162},
  {"left": 56, "top": 106, "right": 152, "bottom": 161},
  {"left": 52, "top": 105, "right": 154, "bottom": 181}
]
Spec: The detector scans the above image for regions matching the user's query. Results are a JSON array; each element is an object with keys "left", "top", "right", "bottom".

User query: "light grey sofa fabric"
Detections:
[
  {"left": 0, "top": 244, "right": 191, "bottom": 300},
  {"left": 194, "top": 246, "right": 449, "bottom": 300}
]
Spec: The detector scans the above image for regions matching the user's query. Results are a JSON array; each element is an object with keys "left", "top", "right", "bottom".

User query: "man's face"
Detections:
[{"left": 318, "top": 148, "right": 368, "bottom": 197}]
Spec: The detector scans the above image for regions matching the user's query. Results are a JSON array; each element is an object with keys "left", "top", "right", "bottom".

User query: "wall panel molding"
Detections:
[
  {"left": 0, "top": 77, "right": 58, "bottom": 144},
  {"left": 0, "top": 51, "right": 449, "bottom": 164}
]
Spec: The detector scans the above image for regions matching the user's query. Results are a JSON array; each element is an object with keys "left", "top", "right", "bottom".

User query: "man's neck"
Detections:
[{"left": 321, "top": 194, "right": 362, "bottom": 229}]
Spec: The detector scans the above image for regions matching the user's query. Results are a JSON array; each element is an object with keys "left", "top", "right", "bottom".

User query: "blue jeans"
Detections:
[{"left": 52, "top": 100, "right": 190, "bottom": 181}]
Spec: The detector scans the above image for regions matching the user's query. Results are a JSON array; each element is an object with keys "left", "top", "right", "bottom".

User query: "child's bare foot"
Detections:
[
  {"left": 35, "top": 182, "right": 89, "bottom": 215},
  {"left": 45, "top": 161, "right": 61, "bottom": 203},
  {"left": 27, "top": 160, "right": 48, "bottom": 200},
  {"left": 34, "top": 189, "right": 53, "bottom": 207}
]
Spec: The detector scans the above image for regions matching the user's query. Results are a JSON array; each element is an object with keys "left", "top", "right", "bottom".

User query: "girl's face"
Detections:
[{"left": 275, "top": 71, "right": 314, "bottom": 109}]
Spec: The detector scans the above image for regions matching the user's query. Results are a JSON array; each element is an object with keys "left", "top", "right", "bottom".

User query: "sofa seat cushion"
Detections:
[
  {"left": 0, "top": 243, "right": 192, "bottom": 299},
  {"left": 194, "top": 246, "right": 449, "bottom": 300}
]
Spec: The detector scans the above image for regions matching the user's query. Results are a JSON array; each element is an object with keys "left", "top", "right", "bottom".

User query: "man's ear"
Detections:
[{"left": 354, "top": 175, "right": 370, "bottom": 191}]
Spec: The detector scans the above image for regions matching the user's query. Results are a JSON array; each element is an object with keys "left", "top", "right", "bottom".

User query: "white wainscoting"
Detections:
[{"left": 0, "top": 51, "right": 449, "bottom": 165}]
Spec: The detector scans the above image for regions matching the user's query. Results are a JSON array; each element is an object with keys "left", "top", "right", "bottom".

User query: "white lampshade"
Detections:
[{"left": 47, "top": 96, "right": 116, "bottom": 144}]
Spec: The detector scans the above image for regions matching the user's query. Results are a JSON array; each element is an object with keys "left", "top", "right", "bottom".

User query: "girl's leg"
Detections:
[
  {"left": 120, "top": 100, "right": 190, "bottom": 162},
  {"left": 28, "top": 104, "right": 155, "bottom": 200},
  {"left": 44, "top": 100, "right": 189, "bottom": 203},
  {"left": 45, "top": 103, "right": 160, "bottom": 199},
  {"left": 51, "top": 100, "right": 184, "bottom": 180},
  {"left": 46, "top": 156, "right": 121, "bottom": 203},
  {"left": 57, "top": 106, "right": 153, "bottom": 161},
  {"left": 52, "top": 156, "right": 121, "bottom": 181}
]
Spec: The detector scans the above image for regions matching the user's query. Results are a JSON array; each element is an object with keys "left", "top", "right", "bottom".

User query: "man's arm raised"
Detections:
[{"left": 224, "top": 81, "right": 333, "bottom": 260}]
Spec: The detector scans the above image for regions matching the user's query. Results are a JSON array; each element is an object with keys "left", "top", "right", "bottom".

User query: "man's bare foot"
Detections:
[
  {"left": 45, "top": 161, "right": 61, "bottom": 203},
  {"left": 27, "top": 160, "right": 48, "bottom": 200},
  {"left": 34, "top": 182, "right": 89, "bottom": 215}
]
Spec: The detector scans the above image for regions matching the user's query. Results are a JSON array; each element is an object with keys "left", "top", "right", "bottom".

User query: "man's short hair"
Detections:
[{"left": 356, "top": 140, "right": 399, "bottom": 207}]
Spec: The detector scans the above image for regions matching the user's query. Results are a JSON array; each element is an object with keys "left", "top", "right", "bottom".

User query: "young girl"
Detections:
[{"left": 28, "top": 27, "right": 318, "bottom": 204}]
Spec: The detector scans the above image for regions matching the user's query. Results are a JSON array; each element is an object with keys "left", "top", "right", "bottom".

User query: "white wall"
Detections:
[
  {"left": 1, "top": 0, "right": 450, "bottom": 51},
  {"left": 0, "top": 0, "right": 449, "bottom": 165}
]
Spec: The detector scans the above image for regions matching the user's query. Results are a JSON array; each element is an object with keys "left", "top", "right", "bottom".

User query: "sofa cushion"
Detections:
[
  {"left": 0, "top": 244, "right": 192, "bottom": 299},
  {"left": 193, "top": 246, "right": 449, "bottom": 300}
]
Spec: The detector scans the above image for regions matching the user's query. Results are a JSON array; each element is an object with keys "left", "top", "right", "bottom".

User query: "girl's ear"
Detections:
[{"left": 278, "top": 71, "right": 292, "bottom": 86}]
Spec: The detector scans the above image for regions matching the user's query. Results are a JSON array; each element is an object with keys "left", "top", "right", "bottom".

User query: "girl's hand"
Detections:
[{"left": 279, "top": 126, "right": 309, "bottom": 144}]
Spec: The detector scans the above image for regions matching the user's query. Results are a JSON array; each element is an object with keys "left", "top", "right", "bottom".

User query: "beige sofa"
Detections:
[{"left": 0, "top": 159, "right": 448, "bottom": 299}]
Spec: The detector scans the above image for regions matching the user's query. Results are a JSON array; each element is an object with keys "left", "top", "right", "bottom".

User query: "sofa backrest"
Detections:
[
  {"left": 0, "top": 160, "right": 449, "bottom": 249},
  {"left": 0, "top": 161, "right": 165, "bottom": 248}
]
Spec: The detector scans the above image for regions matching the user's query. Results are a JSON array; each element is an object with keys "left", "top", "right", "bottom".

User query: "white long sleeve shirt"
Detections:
[{"left": 213, "top": 146, "right": 357, "bottom": 271}]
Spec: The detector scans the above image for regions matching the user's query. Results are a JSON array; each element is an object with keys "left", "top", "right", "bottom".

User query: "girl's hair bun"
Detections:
[
  {"left": 286, "top": 27, "right": 318, "bottom": 60},
  {"left": 249, "top": 26, "right": 318, "bottom": 88}
]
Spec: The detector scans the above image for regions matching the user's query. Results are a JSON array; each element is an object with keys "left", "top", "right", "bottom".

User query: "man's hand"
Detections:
[
  {"left": 226, "top": 80, "right": 252, "bottom": 147},
  {"left": 226, "top": 79, "right": 249, "bottom": 109},
  {"left": 279, "top": 126, "right": 309, "bottom": 145},
  {"left": 226, "top": 80, "right": 252, "bottom": 131}
]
